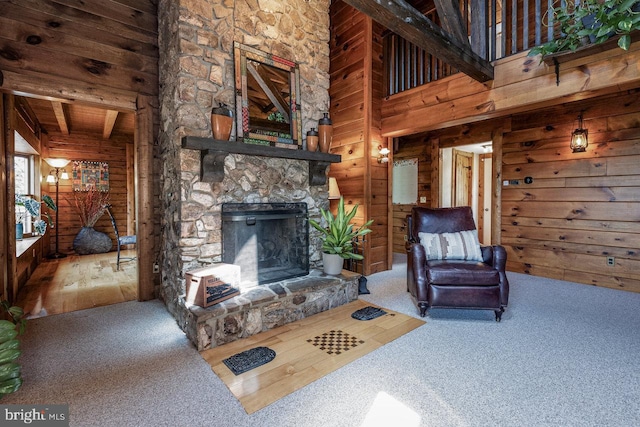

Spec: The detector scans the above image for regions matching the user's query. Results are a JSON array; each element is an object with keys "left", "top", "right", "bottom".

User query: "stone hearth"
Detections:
[{"left": 186, "top": 270, "right": 359, "bottom": 351}]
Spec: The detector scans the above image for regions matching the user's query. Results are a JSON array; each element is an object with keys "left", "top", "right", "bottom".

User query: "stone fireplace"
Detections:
[
  {"left": 222, "top": 202, "right": 309, "bottom": 287},
  {"left": 157, "top": 0, "right": 342, "bottom": 349}
]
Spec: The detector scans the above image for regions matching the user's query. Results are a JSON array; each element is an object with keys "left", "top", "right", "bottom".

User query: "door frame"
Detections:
[{"left": 1, "top": 84, "right": 154, "bottom": 302}]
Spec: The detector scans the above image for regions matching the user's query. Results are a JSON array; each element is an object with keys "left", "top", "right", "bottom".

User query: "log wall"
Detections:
[{"left": 330, "top": 1, "right": 389, "bottom": 274}]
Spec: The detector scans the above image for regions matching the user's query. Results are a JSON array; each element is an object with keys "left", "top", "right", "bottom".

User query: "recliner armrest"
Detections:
[
  {"left": 406, "top": 242, "right": 428, "bottom": 301},
  {"left": 492, "top": 245, "right": 507, "bottom": 271}
]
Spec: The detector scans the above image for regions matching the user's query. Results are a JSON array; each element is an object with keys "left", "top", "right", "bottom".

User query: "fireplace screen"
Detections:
[{"left": 222, "top": 203, "right": 309, "bottom": 286}]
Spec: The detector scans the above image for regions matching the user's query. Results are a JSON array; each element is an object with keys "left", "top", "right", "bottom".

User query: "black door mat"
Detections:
[
  {"left": 351, "top": 306, "right": 388, "bottom": 321},
  {"left": 223, "top": 346, "right": 276, "bottom": 375}
]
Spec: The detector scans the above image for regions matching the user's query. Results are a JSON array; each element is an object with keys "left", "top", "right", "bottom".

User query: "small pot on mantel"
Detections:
[
  {"left": 211, "top": 103, "right": 234, "bottom": 141},
  {"left": 306, "top": 128, "right": 319, "bottom": 152}
]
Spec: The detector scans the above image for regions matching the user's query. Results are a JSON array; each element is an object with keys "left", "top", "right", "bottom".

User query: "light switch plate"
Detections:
[{"left": 420, "top": 196, "right": 427, "bottom": 203}]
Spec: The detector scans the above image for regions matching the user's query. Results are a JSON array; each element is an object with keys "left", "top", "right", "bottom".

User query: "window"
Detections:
[{"left": 15, "top": 131, "right": 38, "bottom": 237}]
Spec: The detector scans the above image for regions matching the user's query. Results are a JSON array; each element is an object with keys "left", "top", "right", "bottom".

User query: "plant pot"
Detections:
[
  {"left": 73, "top": 226, "right": 112, "bottom": 255},
  {"left": 322, "top": 252, "right": 344, "bottom": 275},
  {"left": 16, "top": 223, "right": 23, "bottom": 241},
  {"left": 211, "top": 103, "right": 233, "bottom": 141}
]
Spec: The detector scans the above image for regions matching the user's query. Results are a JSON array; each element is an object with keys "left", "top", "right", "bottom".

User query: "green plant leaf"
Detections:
[
  {"left": 0, "top": 325, "right": 18, "bottom": 345},
  {"left": 0, "top": 349, "right": 21, "bottom": 364},
  {"left": 0, "top": 364, "right": 21, "bottom": 382},
  {"left": 618, "top": 34, "right": 631, "bottom": 50},
  {"left": 0, "top": 377, "right": 23, "bottom": 395},
  {"left": 42, "top": 194, "right": 57, "bottom": 211},
  {"left": 0, "top": 362, "right": 20, "bottom": 379},
  {"left": 0, "top": 339, "right": 19, "bottom": 351}
]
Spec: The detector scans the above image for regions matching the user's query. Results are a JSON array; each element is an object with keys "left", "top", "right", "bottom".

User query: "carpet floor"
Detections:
[
  {"left": 200, "top": 300, "right": 424, "bottom": 414},
  {"left": 2, "top": 254, "right": 639, "bottom": 426}
]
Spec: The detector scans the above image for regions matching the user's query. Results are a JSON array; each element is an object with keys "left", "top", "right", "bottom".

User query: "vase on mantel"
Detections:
[
  {"left": 318, "top": 112, "right": 333, "bottom": 153},
  {"left": 306, "top": 128, "right": 319, "bottom": 152},
  {"left": 211, "top": 103, "right": 233, "bottom": 141}
]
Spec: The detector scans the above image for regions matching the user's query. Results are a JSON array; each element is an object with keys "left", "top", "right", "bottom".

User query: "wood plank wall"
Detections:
[
  {"left": 44, "top": 133, "right": 133, "bottom": 256},
  {"left": 330, "top": 1, "right": 389, "bottom": 275},
  {"left": 501, "top": 92, "right": 640, "bottom": 293}
]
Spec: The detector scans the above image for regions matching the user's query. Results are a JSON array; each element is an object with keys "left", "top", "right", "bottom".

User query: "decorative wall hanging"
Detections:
[{"left": 72, "top": 161, "right": 109, "bottom": 191}]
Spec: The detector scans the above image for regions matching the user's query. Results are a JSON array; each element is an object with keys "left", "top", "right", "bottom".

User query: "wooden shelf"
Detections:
[
  {"left": 542, "top": 32, "right": 640, "bottom": 85},
  {"left": 181, "top": 136, "right": 341, "bottom": 185}
]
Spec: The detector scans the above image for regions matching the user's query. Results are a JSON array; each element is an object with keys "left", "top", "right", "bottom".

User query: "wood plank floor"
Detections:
[
  {"left": 15, "top": 250, "right": 138, "bottom": 318},
  {"left": 200, "top": 299, "right": 425, "bottom": 414}
]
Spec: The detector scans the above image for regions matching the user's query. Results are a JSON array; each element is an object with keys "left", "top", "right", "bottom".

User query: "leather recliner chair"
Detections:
[{"left": 405, "top": 206, "right": 509, "bottom": 321}]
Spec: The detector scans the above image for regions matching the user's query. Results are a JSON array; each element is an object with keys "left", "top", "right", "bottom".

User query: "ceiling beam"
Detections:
[
  {"left": 342, "top": 0, "right": 494, "bottom": 82},
  {"left": 103, "top": 110, "right": 119, "bottom": 139},
  {"left": 433, "top": 0, "right": 468, "bottom": 45},
  {"left": 51, "top": 101, "right": 69, "bottom": 135}
]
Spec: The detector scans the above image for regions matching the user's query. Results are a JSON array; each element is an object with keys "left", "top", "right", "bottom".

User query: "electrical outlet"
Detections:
[
  {"left": 420, "top": 196, "right": 427, "bottom": 203},
  {"left": 606, "top": 256, "right": 615, "bottom": 267},
  {"left": 153, "top": 262, "right": 160, "bottom": 273}
]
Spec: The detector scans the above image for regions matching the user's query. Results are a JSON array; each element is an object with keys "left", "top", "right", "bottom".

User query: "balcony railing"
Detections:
[{"left": 384, "top": 0, "right": 560, "bottom": 95}]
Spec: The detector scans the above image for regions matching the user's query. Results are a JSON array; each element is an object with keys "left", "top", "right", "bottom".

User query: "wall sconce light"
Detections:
[
  {"left": 328, "top": 177, "right": 341, "bottom": 199},
  {"left": 378, "top": 147, "right": 390, "bottom": 163},
  {"left": 570, "top": 113, "right": 588, "bottom": 153}
]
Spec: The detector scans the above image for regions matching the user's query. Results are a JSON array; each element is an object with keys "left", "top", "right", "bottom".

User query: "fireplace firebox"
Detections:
[{"left": 222, "top": 203, "right": 309, "bottom": 288}]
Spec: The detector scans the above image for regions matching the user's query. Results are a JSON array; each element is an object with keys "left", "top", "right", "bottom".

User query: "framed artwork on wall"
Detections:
[{"left": 72, "top": 161, "right": 109, "bottom": 191}]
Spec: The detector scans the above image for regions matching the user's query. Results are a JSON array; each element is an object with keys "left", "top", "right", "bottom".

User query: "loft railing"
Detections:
[{"left": 384, "top": 0, "right": 559, "bottom": 95}]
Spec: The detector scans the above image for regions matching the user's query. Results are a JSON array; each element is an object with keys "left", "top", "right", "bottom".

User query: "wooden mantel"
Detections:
[{"left": 181, "top": 137, "right": 341, "bottom": 185}]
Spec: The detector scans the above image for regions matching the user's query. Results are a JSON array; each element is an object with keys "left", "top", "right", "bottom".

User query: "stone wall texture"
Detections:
[{"left": 158, "top": 0, "right": 332, "bottom": 332}]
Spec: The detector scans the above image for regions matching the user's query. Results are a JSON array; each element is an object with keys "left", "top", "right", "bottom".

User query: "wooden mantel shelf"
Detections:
[{"left": 181, "top": 136, "right": 341, "bottom": 185}]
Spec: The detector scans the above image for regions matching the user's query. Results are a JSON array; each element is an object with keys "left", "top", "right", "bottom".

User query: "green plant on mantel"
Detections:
[{"left": 528, "top": 0, "right": 640, "bottom": 59}]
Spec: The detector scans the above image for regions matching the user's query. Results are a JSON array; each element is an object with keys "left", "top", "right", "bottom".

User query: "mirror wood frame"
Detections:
[{"left": 234, "top": 42, "right": 303, "bottom": 149}]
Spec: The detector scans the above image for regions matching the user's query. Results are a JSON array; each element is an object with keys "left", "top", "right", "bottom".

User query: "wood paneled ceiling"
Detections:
[{"left": 24, "top": 97, "right": 134, "bottom": 139}]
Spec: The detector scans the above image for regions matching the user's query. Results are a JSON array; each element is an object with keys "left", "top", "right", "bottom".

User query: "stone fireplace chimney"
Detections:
[{"left": 157, "top": 0, "right": 333, "bottom": 331}]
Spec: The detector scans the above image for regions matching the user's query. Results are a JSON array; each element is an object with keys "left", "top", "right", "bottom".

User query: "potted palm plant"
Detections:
[{"left": 309, "top": 197, "right": 373, "bottom": 275}]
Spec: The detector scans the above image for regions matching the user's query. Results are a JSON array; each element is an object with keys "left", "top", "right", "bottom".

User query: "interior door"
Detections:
[{"left": 453, "top": 149, "right": 472, "bottom": 207}]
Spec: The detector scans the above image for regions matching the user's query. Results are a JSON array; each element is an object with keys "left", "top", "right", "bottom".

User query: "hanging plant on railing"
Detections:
[{"left": 528, "top": 0, "right": 640, "bottom": 59}]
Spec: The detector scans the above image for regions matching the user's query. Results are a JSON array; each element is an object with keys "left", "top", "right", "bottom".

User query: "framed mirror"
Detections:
[{"left": 234, "top": 42, "right": 303, "bottom": 149}]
